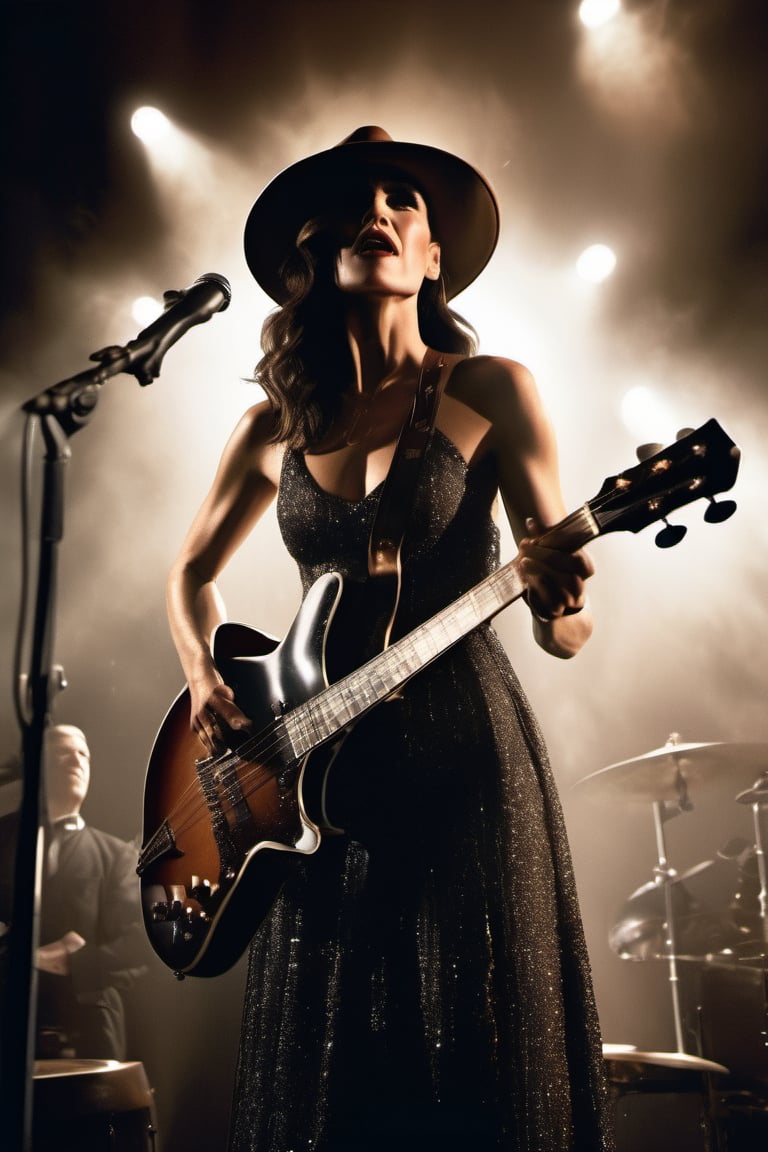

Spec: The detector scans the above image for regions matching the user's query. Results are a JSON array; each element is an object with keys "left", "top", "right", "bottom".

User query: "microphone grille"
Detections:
[{"left": 193, "top": 273, "right": 232, "bottom": 310}]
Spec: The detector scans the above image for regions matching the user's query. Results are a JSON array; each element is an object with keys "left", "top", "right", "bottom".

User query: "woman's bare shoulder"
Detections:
[
  {"left": 219, "top": 400, "right": 285, "bottom": 487},
  {"left": 232, "top": 399, "right": 280, "bottom": 445},
  {"left": 447, "top": 355, "right": 544, "bottom": 428}
]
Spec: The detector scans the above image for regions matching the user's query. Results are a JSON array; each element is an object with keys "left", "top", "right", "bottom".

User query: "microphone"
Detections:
[
  {"left": 23, "top": 273, "right": 233, "bottom": 427},
  {"left": 125, "top": 272, "right": 232, "bottom": 385}
]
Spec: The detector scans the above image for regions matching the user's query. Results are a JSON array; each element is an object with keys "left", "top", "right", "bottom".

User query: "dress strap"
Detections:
[{"left": 367, "top": 349, "right": 464, "bottom": 580}]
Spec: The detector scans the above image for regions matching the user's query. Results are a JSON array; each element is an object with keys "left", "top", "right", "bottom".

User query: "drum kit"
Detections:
[{"left": 578, "top": 733, "right": 768, "bottom": 1147}]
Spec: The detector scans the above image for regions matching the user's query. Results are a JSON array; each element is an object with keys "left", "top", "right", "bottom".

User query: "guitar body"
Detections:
[{"left": 140, "top": 572, "right": 347, "bottom": 977}]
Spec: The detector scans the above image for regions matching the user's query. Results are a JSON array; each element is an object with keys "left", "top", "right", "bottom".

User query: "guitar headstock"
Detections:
[{"left": 589, "top": 419, "right": 740, "bottom": 545}]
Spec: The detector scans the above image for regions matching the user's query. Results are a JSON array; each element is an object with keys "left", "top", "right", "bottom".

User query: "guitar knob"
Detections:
[
  {"left": 150, "top": 896, "right": 187, "bottom": 922},
  {"left": 703, "top": 496, "right": 737, "bottom": 524},
  {"left": 655, "top": 519, "right": 687, "bottom": 548},
  {"left": 150, "top": 901, "right": 169, "bottom": 923}
]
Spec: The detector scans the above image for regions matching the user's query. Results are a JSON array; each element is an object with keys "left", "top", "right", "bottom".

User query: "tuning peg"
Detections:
[
  {"left": 703, "top": 495, "right": 737, "bottom": 524},
  {"left": 655, "top": 519, "right": 687, "bottom": 548},
  {"left": 636, "top": 442, "right": 664, "bottom": 462},
  {"left": 676, "top": 427, "right": 695, "bottom": 440}
]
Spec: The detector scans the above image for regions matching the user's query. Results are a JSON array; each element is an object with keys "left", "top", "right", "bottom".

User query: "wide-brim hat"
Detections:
[{"left": 243, "top": 125, "right": 500, "bottom": 303}]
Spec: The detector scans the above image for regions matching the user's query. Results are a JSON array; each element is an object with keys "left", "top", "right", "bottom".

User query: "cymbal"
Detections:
[
  {"left": 709, "top": 940, "right": 768, "bottom": 966},
  {"left": 736, "top": 776, "right": 768, "bottom": 804},
  {"left": 627, "top": 859, "right": 714, "bottom": 900},
  {"left": 602, "top": 1048, "right": 728, "bottom": 1075},
  {"left": 577, "top": 741, "right": 768, "bottom": 803}
]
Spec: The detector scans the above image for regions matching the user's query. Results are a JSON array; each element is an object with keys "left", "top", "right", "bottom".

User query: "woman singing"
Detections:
[{"left": 166, "top": 126, "right": 612, "bottom": 1151}]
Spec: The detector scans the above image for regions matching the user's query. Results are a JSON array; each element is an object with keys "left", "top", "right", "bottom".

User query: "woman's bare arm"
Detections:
[
  {"left": 447, "top": 356, "right": 594, "bottom": 658},
  {"left": 166, "top": 401, "right": 283, "bottom": 747}
]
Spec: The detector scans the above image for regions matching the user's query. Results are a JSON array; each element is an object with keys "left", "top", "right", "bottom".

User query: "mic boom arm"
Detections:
[{"left": 23, "top": 273, "right": 232, "bottom": 432}]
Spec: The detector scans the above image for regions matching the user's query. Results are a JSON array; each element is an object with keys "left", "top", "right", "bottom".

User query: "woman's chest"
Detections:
[
  {"left": 277, "top": 429, "right": 498, "bottom": 584},
  {"left": 302, "top": 391, "right": 492, "bottom": 503}
]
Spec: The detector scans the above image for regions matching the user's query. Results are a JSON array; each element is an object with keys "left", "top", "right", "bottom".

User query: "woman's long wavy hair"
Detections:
[{"left": 255, "top": 213, "right": 478, "bottom": 450}]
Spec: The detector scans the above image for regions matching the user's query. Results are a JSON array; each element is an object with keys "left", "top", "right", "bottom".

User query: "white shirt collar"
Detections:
[{"left": 53, "top": 814, "right": 85, "bottom": 832}]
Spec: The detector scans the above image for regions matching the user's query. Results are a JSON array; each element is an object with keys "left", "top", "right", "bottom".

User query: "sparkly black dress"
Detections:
[{"left": 228, "top": 430, "right": 612, "bottom": 1152}]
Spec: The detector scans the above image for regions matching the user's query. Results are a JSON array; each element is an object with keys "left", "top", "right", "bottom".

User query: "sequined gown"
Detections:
[{"left": 228, "top": 429, "right": 612, "bottom": 1152}]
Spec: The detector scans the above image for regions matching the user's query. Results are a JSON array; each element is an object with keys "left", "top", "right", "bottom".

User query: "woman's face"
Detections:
[{"left": 334, "top": 179, "right": 441, "bottom": 300}]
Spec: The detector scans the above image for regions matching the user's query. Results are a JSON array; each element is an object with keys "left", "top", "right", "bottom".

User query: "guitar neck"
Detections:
[{"left": 284, "top": 504, "right": 598, "bottom": 756}]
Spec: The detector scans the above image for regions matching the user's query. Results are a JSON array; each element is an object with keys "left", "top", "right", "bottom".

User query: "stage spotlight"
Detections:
[
  {"left": 578, "top": 0, "right": 621, "bottom": 28},
  {"left": 132, "top": 295, "right": 164, "bottom": 328},
  {"left": 576, "top": 244, "right": 617, "bottom": 283},
  {"left": 621, "top": 384, "right": 676, "bottom": 442},
  {"left": 131, "top": 106, "right": 172, "bottom": 145}
]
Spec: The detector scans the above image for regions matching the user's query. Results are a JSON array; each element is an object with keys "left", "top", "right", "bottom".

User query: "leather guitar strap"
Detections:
[{"left": 367, "top": 347, "right": 461, "bottom": 582}]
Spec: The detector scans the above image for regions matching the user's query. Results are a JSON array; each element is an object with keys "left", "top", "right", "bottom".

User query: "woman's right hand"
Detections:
[{"left": 190, "top": 675, "right": 252, "bottom": 754}]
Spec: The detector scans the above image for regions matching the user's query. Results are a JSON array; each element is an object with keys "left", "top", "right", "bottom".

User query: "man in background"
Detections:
[{"left": 0, "top": 724, "right": 147, "bottom": 1059}]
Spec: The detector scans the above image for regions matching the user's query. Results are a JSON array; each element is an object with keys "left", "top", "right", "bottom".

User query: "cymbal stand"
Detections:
[
  {"left": 651, "top": 798, "right": 688, "bottom": 1053},
  {"left": 736, "top": 774, "right": 768, "bottom": 955},
  {"left": 752, "top": 798, "right": 768, "bottom": 953}
]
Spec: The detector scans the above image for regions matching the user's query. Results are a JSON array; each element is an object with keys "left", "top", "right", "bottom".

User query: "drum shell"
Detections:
[{"left": 33, "top": 1059, "right": 157, "bottom": 1151}]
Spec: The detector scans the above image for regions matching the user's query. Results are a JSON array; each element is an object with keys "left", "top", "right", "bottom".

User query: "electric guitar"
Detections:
[{"left": 138, "top": 419, "right": 740, "bottom": 977}]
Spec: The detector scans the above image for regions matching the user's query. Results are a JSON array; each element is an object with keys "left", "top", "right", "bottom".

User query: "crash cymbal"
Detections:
[{"left": 577, "top": 740, "right": 768, "bottom": 803}]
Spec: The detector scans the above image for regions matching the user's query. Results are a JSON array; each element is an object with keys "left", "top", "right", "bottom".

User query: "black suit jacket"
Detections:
[{"left": 0, "top": 811, "right": 147, "bottom": 1059}]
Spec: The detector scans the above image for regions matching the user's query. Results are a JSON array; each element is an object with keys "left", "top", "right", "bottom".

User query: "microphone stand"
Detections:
[
  {"left": 0, "top": 328, "right": 197, "bottom": 1151},
  {"left": 2, "top": 410, "right": 70, "bottom": 1152}
]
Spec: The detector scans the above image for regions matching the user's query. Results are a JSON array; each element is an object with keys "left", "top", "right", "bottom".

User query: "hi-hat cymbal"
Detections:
[
  {"left": 736, "top": 775, "right": 768, "bottom": 804},
  {"left": 626, "top": 859, "right": 714, "bottom": 900},
  {"left": 576, "top": 741, "right": 768, "bottom": 803},
  {"left": 602, "top": 1048, "right": 728, "bottom": 1075}
]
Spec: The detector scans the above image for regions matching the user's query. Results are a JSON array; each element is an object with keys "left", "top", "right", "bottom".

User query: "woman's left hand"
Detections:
[{"left": 518, "top": 516, "right": 594, "bottom": 626}]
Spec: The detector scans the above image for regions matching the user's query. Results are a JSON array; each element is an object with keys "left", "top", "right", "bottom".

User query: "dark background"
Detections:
[{"left": 1, "top": 1, "right": 767, "bottom": 1148}]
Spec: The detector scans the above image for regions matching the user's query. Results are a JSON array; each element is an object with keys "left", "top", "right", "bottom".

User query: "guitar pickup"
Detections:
[{"left": 137, "top": 819, "right": 184, "bottom": 876}]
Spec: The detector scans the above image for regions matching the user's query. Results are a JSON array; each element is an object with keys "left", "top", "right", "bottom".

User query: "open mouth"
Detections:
[{"left": 355, "top": 229, "right": 397, "bottom": 256}]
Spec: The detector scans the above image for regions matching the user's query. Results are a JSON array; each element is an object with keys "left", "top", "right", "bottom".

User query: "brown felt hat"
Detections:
[{"left": 243, "top": 125, "right": 500, "bottom": 303}]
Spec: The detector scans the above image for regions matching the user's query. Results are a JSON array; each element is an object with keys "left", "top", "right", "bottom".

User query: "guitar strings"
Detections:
[
  {"left": 142, "top": 508, "right": 601, "bottom": 853},
  {"left": 145, "top": 464, "right": 706, "bottom": 858}
]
